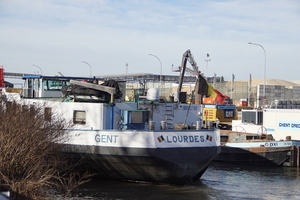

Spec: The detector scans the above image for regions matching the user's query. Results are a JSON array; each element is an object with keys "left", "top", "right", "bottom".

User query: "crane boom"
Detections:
[{"left": 176, "top": 49, "right": 201, "bottom": 101}]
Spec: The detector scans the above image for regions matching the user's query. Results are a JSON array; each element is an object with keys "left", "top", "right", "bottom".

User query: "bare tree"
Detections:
[
  {"left": 0, "top": 100, "right": 93, "bottom": 199},
  {"left": 53, "top": 170, "right": 95, "bottom": 199}
]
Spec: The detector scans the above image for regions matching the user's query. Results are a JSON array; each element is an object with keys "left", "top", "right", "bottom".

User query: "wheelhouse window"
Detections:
[
  {"left": 43, "top": 79, "right": 70, "bottom": 91},
  {"left": 73, "top": 110, "right": 86, "bottom": 124}
]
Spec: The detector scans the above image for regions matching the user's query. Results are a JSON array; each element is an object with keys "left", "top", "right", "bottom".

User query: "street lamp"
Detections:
[
  {"left": 148, "top": 54, "right": 162, "bottom": 86},
  {"left": 248, "top": 42, "right": 266, "bottom": 107},
  {"left": 125, "top": 62, "right": 128, "bottom": 74},
  {"left": 32, "top": 64, "right": 43, "bottom": 75},
  {"left": 204, "top": 59, "right": 211, "bottom": 68},
  {"left": 82, "top": 61, "right": 92, "bottom": 77},
  {"left": 204, "top": 54, "right": 211, "bottom": 79}
]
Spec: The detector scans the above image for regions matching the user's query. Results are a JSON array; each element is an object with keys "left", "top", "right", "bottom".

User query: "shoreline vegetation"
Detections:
[{"left": 0, "top": 99, "right": 94, "bottom": 199}]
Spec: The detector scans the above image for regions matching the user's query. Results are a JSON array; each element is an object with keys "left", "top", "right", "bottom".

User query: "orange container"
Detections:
[
  {"left": 239, "top": 100, "right": 248, "bottom": 106},
  {"left": 203, "top": 98, "right": 215, "bottom": 104}
]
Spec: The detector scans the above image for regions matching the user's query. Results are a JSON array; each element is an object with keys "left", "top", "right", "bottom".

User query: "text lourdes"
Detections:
[
  {"left": 165, "top": 135, "right": 205, "bottom": 143},
  {"left": 95, "top": 134, "right": 119, "bottom": 143}
]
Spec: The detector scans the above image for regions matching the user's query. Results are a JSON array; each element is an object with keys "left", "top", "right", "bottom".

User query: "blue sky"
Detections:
[{"left": 1, "top": 0, "right": 300, "bottom": 83}]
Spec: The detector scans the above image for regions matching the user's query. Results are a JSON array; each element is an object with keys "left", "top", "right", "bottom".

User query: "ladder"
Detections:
[{"left": 165, "top": 103, "right": 174, "bottom": 129}]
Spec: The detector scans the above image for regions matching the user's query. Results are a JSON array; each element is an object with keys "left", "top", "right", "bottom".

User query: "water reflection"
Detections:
[{"left": 53, "top": 161, "right": 300, "bottom": 200}]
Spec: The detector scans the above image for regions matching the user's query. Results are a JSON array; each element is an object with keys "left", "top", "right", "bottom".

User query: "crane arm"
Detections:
[
  {"left": 176, "top": 49, "right": 200, "bottom": 101},
  {"left": 176, "top": 49, "right": 230, "bottom": 105}
]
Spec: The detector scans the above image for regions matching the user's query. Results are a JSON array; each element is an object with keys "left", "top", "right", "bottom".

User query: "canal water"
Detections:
[{"left": 52, "top": 161, "right": 300, "bottom": 200}]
